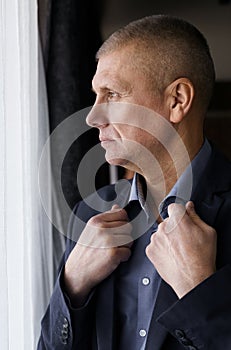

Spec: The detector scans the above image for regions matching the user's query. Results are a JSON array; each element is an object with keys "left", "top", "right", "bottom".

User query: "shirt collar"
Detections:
[{"left": 129, "top": 138, "right": 212, "bottom": 220}]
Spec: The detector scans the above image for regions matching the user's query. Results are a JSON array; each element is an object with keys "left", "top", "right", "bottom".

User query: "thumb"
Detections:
[
  {"left": 185, "top": 201, "right": 196, "bottom": 215},
  {"left": 111, "top": 204, "right": 121, "bottom": 210},
  {"left": 186, "top": 201, "right": 210, "bottom": 230}
]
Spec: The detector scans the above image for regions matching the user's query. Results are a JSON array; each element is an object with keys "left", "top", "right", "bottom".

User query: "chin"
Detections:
[
  {"left": 106, "top": 156, "right": 138, "bottom": 173},
  {"left": 106, "top": 157, "right": 128, "bottom": 167}
]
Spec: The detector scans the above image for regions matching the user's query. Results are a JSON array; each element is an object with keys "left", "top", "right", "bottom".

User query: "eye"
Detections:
[{"left": 107, "top": 91, "right": 120, "bottom": 101}]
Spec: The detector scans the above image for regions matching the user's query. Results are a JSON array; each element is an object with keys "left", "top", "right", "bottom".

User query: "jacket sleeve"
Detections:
[
  {"left": 157, "top": 265, "right": 231, "bottom": 350},
  {"left": 37, "top": 265, "right": 96, "bottom": 349},
  {"left": 37, "top": 202, "right": 96, "bottom": 350}
]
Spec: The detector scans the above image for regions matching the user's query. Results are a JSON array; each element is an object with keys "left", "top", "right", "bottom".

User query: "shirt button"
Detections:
[
  {"left": 142, "top": 277, "right": 150, "bottom": 286},
  {"left": 139, "top": 329, "right": 147, "bottom": 337}
]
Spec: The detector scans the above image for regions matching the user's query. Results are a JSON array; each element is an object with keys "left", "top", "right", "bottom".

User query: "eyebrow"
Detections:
[{"left": 92, "top": 80, "right": 132, "bottom": 95}]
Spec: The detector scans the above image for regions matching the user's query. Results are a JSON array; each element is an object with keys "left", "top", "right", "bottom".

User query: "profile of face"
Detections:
[{"left": 86, "top": 47, "right": 171, "bottom": 175}]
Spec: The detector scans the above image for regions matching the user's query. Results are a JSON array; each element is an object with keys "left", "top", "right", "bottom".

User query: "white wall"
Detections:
[{"left": 101, "top": 0, "right": 231, "bottom": 80}]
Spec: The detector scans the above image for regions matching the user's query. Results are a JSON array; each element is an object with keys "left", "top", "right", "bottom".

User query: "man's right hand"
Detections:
[{"left": 63, "top": 205, "right": 132, "bottom": 307}]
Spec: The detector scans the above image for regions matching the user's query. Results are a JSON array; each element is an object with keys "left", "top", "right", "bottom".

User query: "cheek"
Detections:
[
  {"left": 115, "top": 125, "right": 146, "bottom": 142},
  {"left": 124, "top": 128, "right": 155, "bottom": 151},
  {"left": 113, "top": 124, "right": 159, "bottom": 157}
]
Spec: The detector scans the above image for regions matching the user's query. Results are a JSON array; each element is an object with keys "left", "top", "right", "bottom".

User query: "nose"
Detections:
[{"left": 86, "top": 101, "right": 109, "bottom": 128}]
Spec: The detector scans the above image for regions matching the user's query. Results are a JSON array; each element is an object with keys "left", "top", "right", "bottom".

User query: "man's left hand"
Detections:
[{"left": 146, "top": 201, "right": 217, "bottom": 298}]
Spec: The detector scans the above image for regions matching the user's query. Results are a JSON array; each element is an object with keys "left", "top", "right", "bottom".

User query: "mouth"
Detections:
[
  {"left": 99, "top": 138, "right": 116, "bottom": 150},
  {"left": 99, "top": 137, "right": 114, "bottom": 142},
  {"left": 100, "top": 140, "right": 115, "bottom": 147}
]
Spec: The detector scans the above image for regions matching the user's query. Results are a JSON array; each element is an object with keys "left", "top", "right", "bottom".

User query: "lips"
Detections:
[
  {"left": 100, "top": 138, "right": 113, "bottom": 142},
  {"left": 99, "top": 134, "right": 115, "bottom": 142}
]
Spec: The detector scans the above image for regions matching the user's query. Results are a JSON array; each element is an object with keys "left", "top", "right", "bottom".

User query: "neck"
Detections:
[{"left": 143, "top": 132, "right": 204, "bottom": 207}]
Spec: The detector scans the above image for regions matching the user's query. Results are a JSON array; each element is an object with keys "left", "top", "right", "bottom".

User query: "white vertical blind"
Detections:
[
  {"left": 2, "top": 0, "right": 25, "bottom": 348},
  {"left": 0, "top": 0, "right": 55, "bottom": 348},
  {"left": 0, "top": 0, "right": 9, "bottom": 347}
]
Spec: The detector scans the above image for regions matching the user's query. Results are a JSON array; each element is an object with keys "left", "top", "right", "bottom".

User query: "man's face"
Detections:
[{"left": 86, "top": 47, "right": 169, "bottom": 174}]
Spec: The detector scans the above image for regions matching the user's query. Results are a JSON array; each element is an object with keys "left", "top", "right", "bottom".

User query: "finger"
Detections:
[
  {"left": 117, "top": 246, "right": 132, "bottom": 262},
  {"left": 96, "top": 222, "right": 132, "bottom": 236},
  {"left": 167, "top": 202, "right": 186, "bottom": 219},
  {"left": 101, "top": 208, "right": 129, "bottom": 222},
  {"left": 100, "top": 220, "right": 132, "bottom": 229},
  {"left": 111, "top": 204, "right": 121, "bottom": 210},
  {"left": 186, "top": 201, "right": 211, "bottom": 230},
  {"left": 114, "top": 234, "right": 133, "bottom": 248},
  {"left": 145, "top": 241, "right": 156, "bottom": 261},
  {"left": 101, "top": 235, "right": 133, "bottom": 248},
  {"left": 163, "top": 203, "right": 187, "bottom": 234}
]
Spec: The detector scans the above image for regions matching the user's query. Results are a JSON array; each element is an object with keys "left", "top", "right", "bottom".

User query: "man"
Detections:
[{"left": 38, "top": 15, "right": 231, "bottom": 349}]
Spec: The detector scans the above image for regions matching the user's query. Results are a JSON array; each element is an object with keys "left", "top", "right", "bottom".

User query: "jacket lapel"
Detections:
[{"left": 191, "top": 146, "right": 229, "bottom": 227}]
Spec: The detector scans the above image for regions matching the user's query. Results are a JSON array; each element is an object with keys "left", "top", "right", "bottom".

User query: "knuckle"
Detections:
[
  {"left": 159, "top": 219, "right": 168, "bottom": 228},
  {"left": 203, "top": 225, "right": 216, "bottom": 238},
  {"left": 103, "top": 235, "right": 114, "bottom": 248},
  {"left": 118, "top": 208, "right": 129, "bottom": 219},
  {"left": 210, "top": 227, "right": 216, "bottom": 235},
  {"left": 208, "top": 227, "right": 217, "bottom": 238},
  {"left": 145, "top": 244, "right": 154, "bottom": 260},
  {"left": 88, "top": 215, "right": 98, "bottom": 225},
  {"left": 88, "top": 215, "right": 104, "bottom": 228},
  {"left": 149, "top": 233, "right": 158, "bottom": 246},
  {"left": 156, "top": 223, "right": 165, "bottom": 235},
  {"left": 107, "top": 247, "right": 120, "bottom": 262},
  {"left": 124, "top": 222, "right": 132, "bottom": 233},
  {"left": 145, "top": 244, "right": 150, "bottom": 255}
]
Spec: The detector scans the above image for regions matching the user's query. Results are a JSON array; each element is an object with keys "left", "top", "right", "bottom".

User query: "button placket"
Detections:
[{"left": 136, "top": 275, "right": 151, "bottom": 344}]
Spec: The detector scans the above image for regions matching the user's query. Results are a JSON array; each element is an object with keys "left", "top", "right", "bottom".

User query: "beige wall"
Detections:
[{"left": 101, "top": 0, "right": 231, "bottom": 80}]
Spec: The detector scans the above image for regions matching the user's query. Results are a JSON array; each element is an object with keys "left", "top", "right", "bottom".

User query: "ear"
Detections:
[{"left": 165, "top": 78, "right": 194, "bottom": 124}]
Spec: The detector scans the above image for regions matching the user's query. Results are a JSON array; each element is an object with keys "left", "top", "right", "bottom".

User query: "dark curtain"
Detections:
[
  {"left": 45, "top": 0, "right": 109, "bottom": 210},
  {"left": 38, "top": 0, "right": 109, "bottom": 278}
]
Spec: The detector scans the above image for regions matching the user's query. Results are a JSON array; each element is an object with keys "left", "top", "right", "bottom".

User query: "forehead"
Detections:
[{"left": 92, "top": 48, "right": 138, "bottom": 91}]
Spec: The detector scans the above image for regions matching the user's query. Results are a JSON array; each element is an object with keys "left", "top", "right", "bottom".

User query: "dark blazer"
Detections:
[{"left": 38, "top": 145, "right": 231, "bottom": 350}]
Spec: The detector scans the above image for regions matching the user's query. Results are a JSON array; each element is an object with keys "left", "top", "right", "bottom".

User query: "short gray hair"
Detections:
[{"left": 97, "top": 15, "right": 215, "bottom": 112}]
